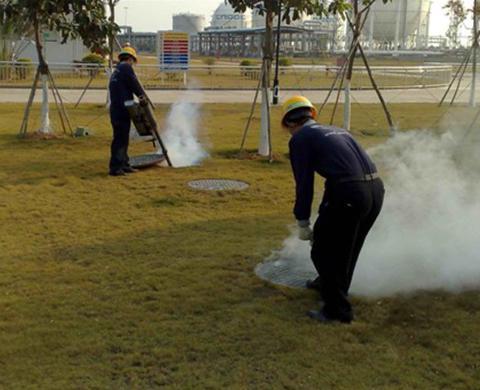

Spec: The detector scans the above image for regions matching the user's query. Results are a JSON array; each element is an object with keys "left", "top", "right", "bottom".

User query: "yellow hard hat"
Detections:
[
  {"left": 281, "top": 96, "right": 318, "bottom": 126},
  {"left": 118, "top": 46, "right": 138, "bottom": 62}
]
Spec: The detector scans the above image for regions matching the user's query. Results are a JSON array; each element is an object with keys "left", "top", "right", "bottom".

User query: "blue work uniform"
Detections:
[
  {"left": 289, "top": 120, "right": 384, "bottom": 322},
  {"left": 108, "top": 62, "right": 145, "bottom": 173}
]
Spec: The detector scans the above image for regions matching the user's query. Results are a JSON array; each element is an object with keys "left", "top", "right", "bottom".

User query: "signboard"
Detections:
[
  {"left": 157, "top": 31, "right": 190, "bottom": 72},
  {"left": 43, "top": 31, "right": 58, "bottom": 43}
]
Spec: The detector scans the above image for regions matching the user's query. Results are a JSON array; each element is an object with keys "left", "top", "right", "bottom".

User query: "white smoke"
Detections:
[
  {"left": 353, "top": 129, "right": 480, "bottom": 297},
  {"left": 269, "top": 128, "right": 480, "bottom": 297},
  {"left": 162, "top": 101, "right": 208, "bottom": 168}
]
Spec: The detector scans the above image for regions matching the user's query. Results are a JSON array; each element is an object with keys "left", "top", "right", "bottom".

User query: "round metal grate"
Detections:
[
  {"left": 130, "top": 153, "right": 165, "bottom": 169},
  {"left": 188, "top": 179, "right": 249, "bottom": 191},
  {"left": 255, "top": 257, "right": 317, "bottom": 289}
]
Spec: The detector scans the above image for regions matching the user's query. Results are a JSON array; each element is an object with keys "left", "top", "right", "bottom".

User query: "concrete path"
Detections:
[{"left": 0, "top": 85, "right": 477, "bottom": 105}]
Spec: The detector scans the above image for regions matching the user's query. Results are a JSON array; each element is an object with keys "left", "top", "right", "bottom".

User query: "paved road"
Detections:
[{"left": 0, "top": 85, "right": 477, "bottom": 105}]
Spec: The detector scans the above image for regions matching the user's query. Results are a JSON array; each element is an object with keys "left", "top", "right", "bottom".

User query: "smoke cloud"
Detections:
[
  {"left": 267, "top": 128, "right": 480, "bottom": 298},
  {"left": 162, "top": 101, "right": 208, "bottom": 168}
]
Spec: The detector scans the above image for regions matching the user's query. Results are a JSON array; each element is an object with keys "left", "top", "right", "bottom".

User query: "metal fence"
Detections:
[{"left": 0, "top": 61, "right": 452, "bottom": 91}]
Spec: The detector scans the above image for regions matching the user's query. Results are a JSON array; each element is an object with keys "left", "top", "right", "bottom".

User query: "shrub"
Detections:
[
  {"left": 240, "top": 59, "right": 253, "bottom": 67},
  {"left": 82, "top": 53, "right": 105, "bottom": 65},
  {"left": 202, "top": 57, "right": 216, "bottom": 75},
  {"left": 202, "top": 57, "right": 216, "bottom": 66},
  {"left": 81, "top": 53, "right": 104, "bottom": 76},
  {"left": 240, "top": 59, "right": 259, "bottom": 80},
  {"left": 278, "top": 57, "right": 292, "bottom": 67}
]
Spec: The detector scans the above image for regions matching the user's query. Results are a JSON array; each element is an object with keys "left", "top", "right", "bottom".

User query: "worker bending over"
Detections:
[
  {"left": 283, "top": 96, "right": 384, "bottom": 324},
  {"left": 108, "top": 46, "right": 146, "bottom": 176}
]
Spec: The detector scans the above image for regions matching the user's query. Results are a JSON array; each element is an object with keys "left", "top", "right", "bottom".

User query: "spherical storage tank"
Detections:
[
  {"left": 173, "top": 13, "right": 206, "bottom": 35},
  {"left": 368, "top": 0, "right": 431, "bottom": 43},
  {"left": 210, "top": 2, "right": 252, "bottom": 30}
]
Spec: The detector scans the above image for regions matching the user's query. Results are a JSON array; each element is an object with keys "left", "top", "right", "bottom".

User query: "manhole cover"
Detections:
[
  {"left": 255, "top": 258, "right": 317, "bottom": 289},
  {"left": 188, "top": 179, "right": 249, "bottom": 191},
  {"left": 130, "top": 153, "right": 165, "bottom": 168}
]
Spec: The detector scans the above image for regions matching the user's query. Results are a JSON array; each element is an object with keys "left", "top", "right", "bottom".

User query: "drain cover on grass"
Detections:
[
  {"left": 188, "top": 179, "right": 249, "bottom": 191},
  {"left": 130, "top": 153, "right": 165, "bottom": 169},
  {"left": 255, "top": 258, "right": 317, "bottom": 289}
]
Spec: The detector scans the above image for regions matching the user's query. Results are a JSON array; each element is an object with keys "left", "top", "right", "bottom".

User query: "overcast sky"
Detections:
[{"left": 116, "top": 0, "right": 472, "bottom": 38}]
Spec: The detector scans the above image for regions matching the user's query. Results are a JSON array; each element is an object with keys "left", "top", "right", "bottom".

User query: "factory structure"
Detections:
[
  {"left": 118, "top": 0, "right": 440, "bottom": 57},
  {"left": 196, "top": 2, "right": 341, "bottom": 56},
  {"left": 365, "top": 0, "right": 433, "bottom": 50}
]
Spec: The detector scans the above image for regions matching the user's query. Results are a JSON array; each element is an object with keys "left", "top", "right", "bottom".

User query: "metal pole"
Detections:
[
  {"left": 470, "top": 0, "right": 478, "bottom": 107},
  {"left": 272, "top": 0, "right": 282, "bottom": 105},
  {"left": 394, "top": 0, "right": 401, "bottom": 52}
]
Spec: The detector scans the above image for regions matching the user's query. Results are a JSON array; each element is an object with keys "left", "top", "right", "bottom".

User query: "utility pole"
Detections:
[
  {"left": 470, "top": 0, "right": 478, "bottom": 107},
  {"left": 272, "top": 0, "right": 282, "bottom": 105}
]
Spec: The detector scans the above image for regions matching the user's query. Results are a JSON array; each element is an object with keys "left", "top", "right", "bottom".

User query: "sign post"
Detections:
[{"left": 157, "top": 31, "right": 190, "bottom": 87}]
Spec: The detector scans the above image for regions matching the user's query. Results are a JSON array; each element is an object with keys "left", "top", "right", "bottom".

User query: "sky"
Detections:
[{"left": 116, "top": 0, "right": 472, "bottom": 38}]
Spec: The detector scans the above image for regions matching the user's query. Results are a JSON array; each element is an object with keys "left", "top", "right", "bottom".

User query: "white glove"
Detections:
[{"left": 297, "top": 220, "right": 313, "bottom": 241}]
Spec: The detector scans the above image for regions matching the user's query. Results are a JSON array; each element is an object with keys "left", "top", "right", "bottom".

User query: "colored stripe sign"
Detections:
[{"left": 158, "top": 32, "right": 190, "bottom": 72}]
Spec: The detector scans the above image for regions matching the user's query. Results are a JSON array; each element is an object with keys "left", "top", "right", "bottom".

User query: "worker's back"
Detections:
[
  {"left": 289, "top": 120, "right": 377, "bottom": 181},
  {"left": 109, "top": 62, "right": 141, "bottom": 121}
]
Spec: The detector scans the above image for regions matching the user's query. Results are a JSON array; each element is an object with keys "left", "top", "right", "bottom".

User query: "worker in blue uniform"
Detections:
[
  {"left": 108, "top": 46, "right": 146, "bottom": 176},
  {"left": 283, "top": 96, "right": 385, "bottom": 324}
]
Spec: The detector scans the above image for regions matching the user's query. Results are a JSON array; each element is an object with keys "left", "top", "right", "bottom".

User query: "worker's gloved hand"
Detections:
[
  {"left": 297, "top": 220, "right": 313, "bottom": 242},
  {"left": 139, "top": 96, "right": 148, "bottom": 106}
]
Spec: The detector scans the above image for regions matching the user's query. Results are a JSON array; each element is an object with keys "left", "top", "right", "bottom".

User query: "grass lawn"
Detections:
[{"left": 0, "top": 103, "right": 479, "bottom": 389}]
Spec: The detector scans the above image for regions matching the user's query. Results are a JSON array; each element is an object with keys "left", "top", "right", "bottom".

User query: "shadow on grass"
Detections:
[{"left": 216, "top": 148, "right": 288, "bottom": 165}]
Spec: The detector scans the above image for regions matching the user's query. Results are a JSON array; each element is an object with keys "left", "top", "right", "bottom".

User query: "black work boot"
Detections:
[
  {"left": 122, "top": 166, "right": 139, "bottom": 174},
  {"left": 109, "top": 169, "right": 126, "bottom": 176},
  {"left": 307, "top": 310, "right": 351, "bottom": 324},
  {"left": 305, "top": 276, "right": 322, "bottom": 291}
]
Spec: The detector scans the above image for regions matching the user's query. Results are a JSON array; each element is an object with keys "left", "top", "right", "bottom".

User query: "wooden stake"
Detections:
[
  {"left": 75, "top": 69, "right": 98, "bottom": 108},
  {"left": 48, "top": 69, "right": 73, "bottom": 135},
  {"left": 330, "top": 62, "right": 348, "bottom": 125},
  {"left": 450, "top": 55, "right": 471, "bottom": 106},
  {"left": 19, "top": 66, "right": 40, "bottom": 137},
  {"left": 47, "top": 71, "right": 68, "bottom": 135},
  {"left": 358, "top": 42, "right": 395, "bottom": 135},
  {"left": 240, "top": 64, "right": 265, "bottom": 151}
]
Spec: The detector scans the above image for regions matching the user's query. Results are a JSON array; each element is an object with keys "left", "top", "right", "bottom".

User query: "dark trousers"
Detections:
[
  {"left": 311, "top": 178, "right": 385, "bottom": 322},
  {"left": 109, "top": 119, "right": 131, "bottom": 172}
]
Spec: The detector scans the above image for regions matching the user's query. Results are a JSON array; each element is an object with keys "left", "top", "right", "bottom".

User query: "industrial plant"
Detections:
[{"left": 116, "top": 0, "right": 461, "bottom": 56}]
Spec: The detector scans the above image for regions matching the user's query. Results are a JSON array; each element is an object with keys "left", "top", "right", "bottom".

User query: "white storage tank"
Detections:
[
  {"left": 210, "top": 2, "right": 252, "bottom": 30},
  {"left": 367, "top": 0, "right": 431, "bottom": 47},
  {"left": 173, "top": 13, "right": 205, "bottom": 35}
]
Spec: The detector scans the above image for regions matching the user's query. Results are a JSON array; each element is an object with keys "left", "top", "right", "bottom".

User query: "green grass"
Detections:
[{"left": 0, "top": 103, "right": 479, "bottom": 389}]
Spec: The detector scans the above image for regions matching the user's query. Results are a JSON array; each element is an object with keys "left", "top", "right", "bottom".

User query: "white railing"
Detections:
[{"left": 0, "top": 61, "right": 452, "bottom": 90}]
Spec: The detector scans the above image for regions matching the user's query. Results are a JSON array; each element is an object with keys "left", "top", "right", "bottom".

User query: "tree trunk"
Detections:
[
  {"left": 259, "top": 5, "right": 274, "bottom": 157},
  {"left": 343, "top": 1, "right": 359, "bottom": 131},
  {"left": 34, "top": 16, "right": 51, "bottom": 134},
  {"left": 39, "top": 73, "right": 51, "bottom": 133}
]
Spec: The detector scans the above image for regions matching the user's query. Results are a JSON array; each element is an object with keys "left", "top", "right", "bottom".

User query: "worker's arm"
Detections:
[
  {"left": 289, "top": 133, "right": 315, "bottom": 225},
  {"left": 122, "top": 63, "right": 146, "bottom": 99}
]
